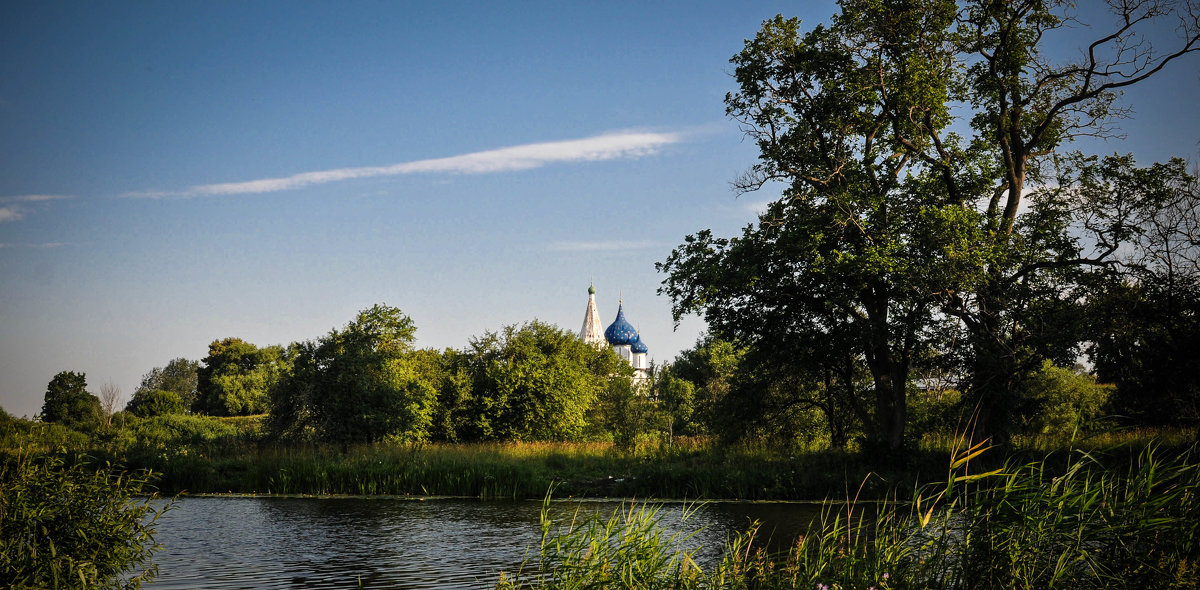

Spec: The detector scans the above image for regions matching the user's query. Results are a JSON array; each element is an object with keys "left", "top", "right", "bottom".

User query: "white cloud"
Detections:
[
  {"left": 0, "top": 194, "right": 72, "bottom": 203},
  {"left": 0, "top": 241, "right": 72, "bottom": 248},
  {"left": 128, "top": 130, "right": 683, "bottom": 198},
  {"left": 0, "top": 206, "right": 22, "bottom": 223},
  {"left": 548, "top": 240, "right": 664, "bottom": 252}
]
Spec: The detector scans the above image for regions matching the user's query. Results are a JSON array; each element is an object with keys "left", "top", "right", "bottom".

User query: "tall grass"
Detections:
[
  {"left": 5, "top": 410, "right": 1195, "bottom": 501},
  {"left": 498, "top": 441, "right": 1200, "bottom": 589}
]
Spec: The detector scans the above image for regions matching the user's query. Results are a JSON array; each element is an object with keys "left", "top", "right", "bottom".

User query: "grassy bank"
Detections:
[{"left": 3, "top": 411, "right": 1194, "bottom": 500}]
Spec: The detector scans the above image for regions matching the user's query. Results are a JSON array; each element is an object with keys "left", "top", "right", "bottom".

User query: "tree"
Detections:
[
  {"left": 445, "top": 320, "right": 628, "bottom": 442},
  {"left": 40, "top": 371, "right": 102, "bottom": 430},
  {"left": 1016, "top": 360, "right": 1114, "bottom": 436},
  {"left": 661, "top": 7, "right": 981, "bottom": 453},
  {"left": 195, "top": 339, "right": 286, "bottom": 416},
  {"left": 592, "top": 372, "right": 660, "bottom": 450},
  {"left": 269, "top": 304, "right": 439, "bottom": 443},
  {"left": 653, "top": 365, "right": 696, "bottom": 444},
  {"left": 943, "top": 0, "right": 1199, "bottom": 443},
  {"left": 662, "top": 0, "right": 1200, "bottom": 450},
  {"left": 137, "top": 358, "right": 199, "bottom": 410},
  {"left": 98, "top": 382, "right": 122, "bottom": 429},
  {"left": 1086, "top": 161, "right": 1200, "bottom": 425},
  {"left": 660, "top": 335, "right": 746, "bottom": 437}
]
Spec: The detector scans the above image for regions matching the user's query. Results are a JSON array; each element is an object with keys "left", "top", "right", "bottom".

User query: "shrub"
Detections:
[
  {"left": 0, "top": 452, "right": 168, "bottom": 589},
  {"left": 125, "top": 389, "right": 185, "bottom": 418},
  {"left": 116, "top": 413, "right": 241, "bottom": 449},
  {"left": 1021, "top": 361, "right": 1114, "bottom": 436}
]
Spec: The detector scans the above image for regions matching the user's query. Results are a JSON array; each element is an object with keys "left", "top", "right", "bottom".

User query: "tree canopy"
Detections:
[
  {"left": 269, "top": 304, "right": 438, "bottom": 443},
  {"left": 195, "top": 338, "right": 287, "bottom": 416},
  {"left": 40, "top": 371, "right": 102, "bottom": 430},
  {"left": 442, "top": 320, "right": 629, "bottom": 442},
  {"left": 660, "top": 0, "right": 1200, "bottom": 452},
  {"left": 136, "top": 358, "right": 199, "bottom": 411}
]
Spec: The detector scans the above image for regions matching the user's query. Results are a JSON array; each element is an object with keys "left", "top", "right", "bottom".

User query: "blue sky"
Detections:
[{"left": 1, "top": 1, "right": 1197, "bottom": 418}]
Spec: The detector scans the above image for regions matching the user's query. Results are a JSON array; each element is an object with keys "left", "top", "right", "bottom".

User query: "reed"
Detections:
[{"left": 498, "top": 441, "right": 1200, "bottom": 589}]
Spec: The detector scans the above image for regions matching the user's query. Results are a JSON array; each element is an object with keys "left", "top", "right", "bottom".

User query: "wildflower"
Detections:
[{"left": 882, "top": 573, "right": 890, "bottom": 580}]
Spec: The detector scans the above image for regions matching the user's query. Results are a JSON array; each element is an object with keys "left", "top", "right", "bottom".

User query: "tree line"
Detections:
[{"left": 35, "top": 304, "right": 673, "bottom": 447}]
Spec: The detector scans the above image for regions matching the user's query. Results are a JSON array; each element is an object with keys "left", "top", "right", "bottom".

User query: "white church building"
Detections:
[{"left": 579, "top": 285, "right": 651, "bottom": 381}]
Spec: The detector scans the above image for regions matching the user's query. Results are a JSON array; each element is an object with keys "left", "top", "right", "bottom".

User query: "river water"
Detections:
[{"left": 146, "top": 496, "right": 824, "bottom": 589}]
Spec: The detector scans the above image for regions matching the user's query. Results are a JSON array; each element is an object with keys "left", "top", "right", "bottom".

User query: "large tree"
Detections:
[
  {"left": 136, "top": 358, "right": 199, "bottom": 411},
  {"left": 195, "top": 338, "right": 286, "bottom": 416},
  {"left": 443, "top": 320, "right": 628, "bottom": 442},
  {"left": 1086, "top": 159, "right": 1200, "bottom": 426},
  {"left": 661, "top": 6, "right": 980, "bottom": 453},
  {"left": 40, "top": 371, "right": 102, "bottom": 430},
  {"left": 661, "top": 0, "right": 1199, "bottom": 450},
  {"left": 269, "top": 304, "right": 439, "bottom": 443},
  {"left": 941, "top": 0, "right": 1199, "bottom": 443}
]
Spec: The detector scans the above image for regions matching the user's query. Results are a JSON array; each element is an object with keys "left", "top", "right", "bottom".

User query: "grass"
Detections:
[
  {"left": 497, "top": 440, "right": 1200, "bottom": 589},
  {"left": 3, "top": 410, "right": 1195, "bottom": 501},
  {"left": 101, "top": 438, "right": 958, "bottom": 499}
]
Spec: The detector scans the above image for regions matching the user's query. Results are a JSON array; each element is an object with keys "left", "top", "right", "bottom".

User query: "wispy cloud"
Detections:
[
  {"left": 0, "top": 195, "right": 72, "bottom": 223},
  {"left": 0, "top": 242, "right": 72, "bottom": 249},
  {"left": 127, "top": 130, "right": 683, "bottom": 198},
  {"left": 548, "top": 240, "right": 664, "bottom": 252},
  {"left": 0, "top": 194, "right": 72, "bottom": 203}
]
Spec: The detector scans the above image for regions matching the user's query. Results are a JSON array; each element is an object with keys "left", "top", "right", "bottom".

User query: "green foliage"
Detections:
[
  {"left": 0, "top": 453, "right": 168, "bottom": 589},
  {"left": 125, "top": 389, "right": 185, "bottom": 418},
  {"left": 448, "top": 320, "right": 628, "bottom": 442},
  {"left": 136, "top": 358, "right": 199, "bottom": 411},
  {"left": 662, "top": 2, "right": 1200, "bottom": 449},
  {"left": 115, "top": 413, "right": 242, "bottom": 450},
  {"left": 498, "top": 497, "right": 705, "bottom": 590},
  {"left": 661, "top": 7, "right": 976, "bottom": 452},
  {"left": 593, "top": 375, "right": 662, "bottom": 451},
  {"left": 653, "top": 366, "right": 696, "bottom": 442},
  {"left": 196, "top": 338, "right": 287, "bottom": 416},
  {"left": 269, "top": 304, "right": 437, "bottom": 443},
  {"left": 668, "top": 336, "right": 745, "bottom": 436},
  {"left": 40, "top": 371, "right": 102, "bottom": 431},
  {"left": 908, "top": 387, "right": 963, "bottom": 442},
  {"left": 1017, "top": 361, "right": 1113, "bottom": 436},
  {"left": 499, "top": 443, "right": 1200, "bottom": 589}
]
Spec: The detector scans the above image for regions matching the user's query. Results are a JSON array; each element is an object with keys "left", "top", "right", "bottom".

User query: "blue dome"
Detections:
[
  {"left": 604, "top": 303, "right": 639, "bottom": 346},
  {"left": 630, "top": 335, "right": 648, "bottom": 354}
]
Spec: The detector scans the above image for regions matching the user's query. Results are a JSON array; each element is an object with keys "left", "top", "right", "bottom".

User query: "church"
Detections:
[{"left": 579, "top": 285, "right": 650, "bottom": 381}]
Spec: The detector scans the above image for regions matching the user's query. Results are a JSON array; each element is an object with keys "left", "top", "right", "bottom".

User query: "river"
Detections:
[{"left": 146, "top": 496, "right": 825, "bottom": 589}]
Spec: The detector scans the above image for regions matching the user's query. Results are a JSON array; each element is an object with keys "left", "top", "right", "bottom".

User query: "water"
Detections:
[{"left": 146, "top": 496, "right": 823, "bottom": 589}]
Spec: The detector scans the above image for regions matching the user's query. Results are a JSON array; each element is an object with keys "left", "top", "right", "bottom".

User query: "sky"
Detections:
[{"left": 2, "top": 1, "right": 1198, "bottom": 418}]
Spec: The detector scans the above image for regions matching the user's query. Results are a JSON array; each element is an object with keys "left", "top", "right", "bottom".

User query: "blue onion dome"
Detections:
[
  {"left": 630, "top": 334, "right": 648, "bottom": 354},
  {"left": 604, "top": 303, "right": 639, "bottom": 346}
]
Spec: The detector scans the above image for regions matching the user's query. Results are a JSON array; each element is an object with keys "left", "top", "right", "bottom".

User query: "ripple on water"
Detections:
[{"left": 147, "top": 496, "right": 821, "bottom": 589}]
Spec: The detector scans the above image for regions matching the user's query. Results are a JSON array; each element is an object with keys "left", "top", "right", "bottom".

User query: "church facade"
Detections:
[{"left": 579, "top": 285, "right": 650, "bottom": 381}]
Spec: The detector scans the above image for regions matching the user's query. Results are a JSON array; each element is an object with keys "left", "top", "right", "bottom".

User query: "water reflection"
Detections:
[{"left": 148, "top": 497, "right": 822, "bottom": 589}]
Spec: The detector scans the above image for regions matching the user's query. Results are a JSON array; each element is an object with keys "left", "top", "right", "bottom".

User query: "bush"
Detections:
[
  {"left": 1021, "top": 361, "right": 1114, "bottom": 436},
  {"left": 0, "top": 452, "right": 168, "bottom": 589},
  {"left": 115, "top": 413, "right": 241, "bottom": 449},
  {"left": 126, "top": 389, "right": 185, "bottom": 418}
]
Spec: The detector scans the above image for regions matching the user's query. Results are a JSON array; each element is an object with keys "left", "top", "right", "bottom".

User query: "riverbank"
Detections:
[{"left": 5, "top": 412, "right": 1193, "bottom": 500}]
